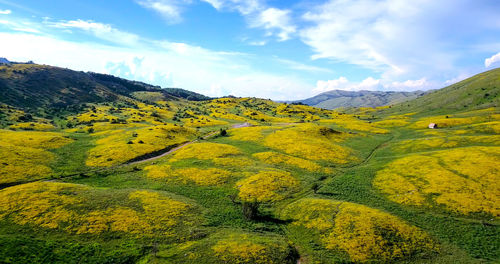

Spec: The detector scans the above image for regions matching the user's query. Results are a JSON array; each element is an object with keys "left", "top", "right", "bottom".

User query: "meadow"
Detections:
[{"left": 0, "top": 93, "right": 498, "bottom": 264}]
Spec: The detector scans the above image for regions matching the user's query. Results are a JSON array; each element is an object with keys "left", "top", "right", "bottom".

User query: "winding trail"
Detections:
[
  {"left": 128, "top": 122, "right": 252, "bottom": 165},
  {"left": 0, "top": 123, "right": 253, "bottom": 190}
]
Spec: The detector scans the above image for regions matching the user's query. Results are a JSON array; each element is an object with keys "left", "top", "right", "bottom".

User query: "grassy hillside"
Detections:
[
  {"left": 0, "top": 65, "right": 498, "bottom": 263},
  {"left": 296, "top": 90, "right": 426, "bottom": 109},
  {"left": 0, "top": 64, "right": 210, "bottom": 112},
  {"left": 387, "top": 68, "right": 500, "bottom": 115}
]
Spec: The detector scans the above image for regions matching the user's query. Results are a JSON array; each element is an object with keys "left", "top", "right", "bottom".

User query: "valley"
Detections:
[{"left": 0, "top": 64, "right": 498, "bottom": 263}]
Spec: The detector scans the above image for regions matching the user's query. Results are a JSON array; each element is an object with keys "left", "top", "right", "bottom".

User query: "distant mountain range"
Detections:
[{"left": 294, "top": 90, "right": 429, "bottom": 110}]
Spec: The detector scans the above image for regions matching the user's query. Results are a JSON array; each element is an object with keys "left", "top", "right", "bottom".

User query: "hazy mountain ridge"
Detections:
[{"left": 295, "top": 90, "right": 428, "bottom": 110}]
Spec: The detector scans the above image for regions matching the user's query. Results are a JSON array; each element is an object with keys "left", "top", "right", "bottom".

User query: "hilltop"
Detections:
[
  {"left": 386, "top": 68, "right": 500, "bottom": 115},
  {"left": 0, "top": 63, "right": 209, "bottom": 112},
  {"left": 295, "top": 89, "right": 426, "bottom": 110}
]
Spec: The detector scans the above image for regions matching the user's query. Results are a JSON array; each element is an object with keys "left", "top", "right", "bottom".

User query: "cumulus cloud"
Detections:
[
  {"left": 314, "top": 76, "right": 433, "bottom": 94},
  {"left": 135, "top": 0, "right": 192, "bottom": 23},
  {"left": 0, "top": 31, "right": 313, "bottom": 100},
  {"left": 485, "top": 52, "right": 500, "bottom": 67},
  {"left": 48, "top": 19, "right": 140, "bottom": 46},
  {"left": 0, "top": 9, "right": 11, "bottom": 15},
  {"left": 250, "top": 8, "right": 296, "bottom": 41},
  {"left": 202, "top": 0, "right": 295, "bottom": 41},
  {"left": 300, "top": 0, "right": 500, "bottom": 82}
]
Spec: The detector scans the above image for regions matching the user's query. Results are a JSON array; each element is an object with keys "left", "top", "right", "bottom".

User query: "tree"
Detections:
[{"left": 236, "top": 171, "right": 299, "bottom": 220}]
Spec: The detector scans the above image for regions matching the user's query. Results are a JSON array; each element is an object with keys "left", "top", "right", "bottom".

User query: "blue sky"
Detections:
[{"left": 0, "top": 0, "right": 499, "bottom": 100}]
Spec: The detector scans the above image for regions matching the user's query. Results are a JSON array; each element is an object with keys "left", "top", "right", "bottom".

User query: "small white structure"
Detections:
[{"left": 428, "top": 123, "right": 438, "bottom": 129}]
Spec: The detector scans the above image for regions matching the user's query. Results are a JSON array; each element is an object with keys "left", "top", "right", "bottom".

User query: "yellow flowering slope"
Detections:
[
  {"left": 283, "top": 198, "right": 437, "bottom": 262},
  {"left": 212, "top": 232, "right": 293, "bottom": 264},
  {"left": 170, "top": 142, "right": 242, "bottom": 161},
  {"left": 87, "top": 124, "right": 193, "bottom": 167},
  {"left": 374, "top": 146, "right": 500, "bottom": 217},
  {"left": 0, "top": 182, "right": 198, "bottom": 237},
  {"left": 0, "top": 130, "right": 72, "bottom": 184},
  {"left": 236, "top": 170, "right": 299, "bottom": 203},
  {"left": 263, "top": 124, "right": 356, "bottom": 164},
  {"left": 252, "top": 151, "right": 322, "bottom": 172}
]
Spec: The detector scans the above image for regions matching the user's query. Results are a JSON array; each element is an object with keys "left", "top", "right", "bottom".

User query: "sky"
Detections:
[{"left": 0, "top": 0, "right": 499, "bottom": 100}]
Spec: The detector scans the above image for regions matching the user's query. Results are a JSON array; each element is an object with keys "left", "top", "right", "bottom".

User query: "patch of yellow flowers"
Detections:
[
  {"left": 87, "top": 124, "right": 193, "bottom": 167},
  {"left": 253, "top": 151, "right": 322, "bottom": 172},
  {"left": 374, "top": 146, "right": 500, "bottom": 217},
  {"left": 236, "top": 170, "right": 299, "bottom": 203},
  {"left": 0, "top": 182, "right": 196, "bottom": 237},
  {"left": 0, "top": 130, "right": 72, "bottom": 184},
  {"left": 211, "top": 232, "right": 292, "bottom": 264},
  {"left": 263, "top": 124, "right": 356, "bottom": 164},
  {"left": 283, "top": 198, "right": 437, "bottom": 262}
]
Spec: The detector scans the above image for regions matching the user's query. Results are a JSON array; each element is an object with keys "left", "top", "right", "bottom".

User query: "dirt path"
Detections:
[
  {"left": 231, "top": 122, "right": 252, "bottom": 128},
  {"left": 127, "top": 141, "right": 197, "bottom": 165},
  {"left": 127, "top": 125, "right": 238, "bottom": 166}
]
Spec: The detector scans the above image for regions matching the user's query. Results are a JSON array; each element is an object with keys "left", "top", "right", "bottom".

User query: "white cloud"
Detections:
[
  {"left": 135, "top": 0, "right": 192, "bottom": 23},
  {"left": 0, "top": 9, "right": 11, "bottom": 15},
  {"left": 314, "top": 76, "right": 433, "bottom": 94},
  {"left": 202, "top": 0, "right": 295, "bottom": 41},
  {"left": 314, "top": 77, "right": 349, "bottom": 93},
  {"left": 248, "top": 40, "right": 266, "bottom": 46},
  {"left": 275, "top": 58, "right": 332, "bottom": 73},
  {"left": 250, "top": 8, "right": 296, "bottom": 41},
  {"left": 300, "top": 0, "right": 500, "bottom": 82},
  {"left": 485, "top": 52, "right": 500, "bottom": 67},
  {"left": 0, "top": 31, "right": 313, "bottom": 100},
  {"left": 202, "top": 0, "right": 263, "bottom": 15},
  {"left": 388, "top": 78, "right": 430, "bottom": 90},
  {"left": 0, "top": 18, "right": 42, "bottom": 34},
  {"left": 48, "top": 19, "right": 140, "bottom": 46}
]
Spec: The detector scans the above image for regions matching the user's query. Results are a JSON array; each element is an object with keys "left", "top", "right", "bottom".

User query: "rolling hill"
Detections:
[
  {"left": 386, "top": 67, "right": 500, "bottom": 114},
  {"left": 295, "top": 90, "right": 427, "bottom": 109},
  {"left": 0, "top": 63, "right": 210, "bottom": 111}
]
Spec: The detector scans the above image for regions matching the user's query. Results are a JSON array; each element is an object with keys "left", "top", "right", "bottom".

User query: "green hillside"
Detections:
[
  {"left": 387, "top": 68, "right": 500, "bottom": 115},
  {"left": 0, "top": 64, "right": 210, "bottom": 111}
]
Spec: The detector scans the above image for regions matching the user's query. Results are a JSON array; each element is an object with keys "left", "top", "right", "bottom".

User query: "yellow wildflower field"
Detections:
[
  {"left": 182, "top": 115, "right": 228, "bottom": 127},
  {"left": 170, "top": 142, "right": 242, "bottom": 162},
  {"left": 263, "top": 124, "right": 356, "bottom": 164},
  {"left": 0, "top": 130, "right": 72, "bottom": 184},
  {"left": 228, "top": 126, "right": 275, "bottom": 142},
  {"left": 236, "top": 170, "right": 299, "bottom": 203},
  {"left": 210, "top": 109, "right": 248, "bottom": 122},
  {"left": 374, "top": 146, "right": 500, "bottom": 217},
  {"left": 252, "top": 151, "right": 322, "bottom": 172},
  {"left": 87, "top": 124, "right": 193, "bottom": 167},
  {"left": 212, "top": 232, "right": 292, "bottom": 264},
  {"left": 283, "top": 198, "right": 437, "bottom": 262},
  {"left": 9, "top": 122, "right": 55, "bottom": 130},
  {"left": 0, "top": 182, "right": 197, "bottom": 237},
  {"left": 395, "top": 135, "right": 500, "bottom": 152},
  {"left": 372, "top": 119, "right": 409, "bottom": 127}
]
